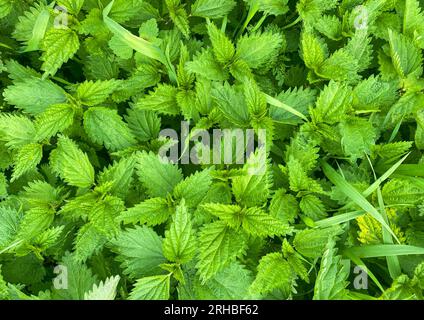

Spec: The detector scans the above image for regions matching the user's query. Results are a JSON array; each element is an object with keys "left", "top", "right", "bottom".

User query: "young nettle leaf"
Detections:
[
  {"left": 3, "top": 78, "right": 67, "bottom": 115},
  {"left": 313, "top": 240, "right": 350, "bottom": 300},
  {"left": 41, "top": 27, "right": 80, "bottom": 77},
  {"left": 110, "top": 226, "right": 166, "bottom": 279},
  {"left": 50, "top": 135, "right": 95, "bottom": 188},
  {"left": 173, "top": 168, "right": 212, "bottom": 208},
  {"left": 293, "top": 226, "right": 343, "bottom": 258},
  {"left": 35, "top": 103, "right": 76, "bottom": 141},
  {"left": 196, "top": 221, "right": 247, "bottom": 281},
  {"left": 162, "top": 200, "right": 196, "bottom": 264},
  {"left": 249, "top": 252, "right": 295, "bottom": 296},
  {"left": 236, "top": 30, "right": 284, "bottom": 70},
  {"left": 129, "top": 274, "right": 171, "bottom": 300},
  {"left": 12, "top": 143, "right": 43, "bottom": 181},
  {"left": 191, "top": 0, "right": 236, "bottom": 19},
  {"left": 136, "top": 151, "right": 183, "bottom": 198},
  {"left": 76, "top": 80, "right": 121, "bottom": 106},
  {"left": 57, "top": 0, "right": 85, "bottom": 15},
  {"left": 84, "top": 107, "right": 136, "bottom": 151},
  {"left": 12, "top": 2, "right": 51, "bottom": 52},
  {"left": 388, "top": 29, "right": 423, "bottom": 79},
  {"left": 84, "top": 275, "right": 121, "bottom": 300},
  {"left": 207, "top": 21, "right": 235, "bottom": 64},
  {"left": 121, "top": 197, "right": 172, "bottom": 226},
  {"left": 135, "top": 84, "right": 180, "bottom": 115},
  {"left": 0, "top": 114, "right": 37, "bottom": 149},
  {"left": 166, "top": 0, "right": 190, "bottom": 39}
]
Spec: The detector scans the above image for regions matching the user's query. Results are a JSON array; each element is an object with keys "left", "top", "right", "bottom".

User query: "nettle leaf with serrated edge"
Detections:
[
  {"left": 12, "top": 143, "right": 43, "bottom": 181},
  {"left": 136, "top": 151, "right": 183, "bottom": 198},
  {"left": 41, "top": 27, "right": 80, "bottom": 77},
  {"left": 135, "top": 84, "right": 180, "bottom": 115},
  {"left": 249, "top": 252, "right": 294, "bottom": 296},
  {"left": 83, "top": 107, "right": 136, "bottom": 151},
  {"left": 388, "top": 29, "right": 423, "bottom": 79},
  {"left": 74, "top": 224, "right": 108, "bottom": 263},
  {"left": 301, "top": 32, "right": 328, "bottom": 70},
  {"left": 76, "top": 80, "right": 120, "bottom": 106},
  {"left": 110, "top": 226, "right": 166, "bottom": 279},
  {"left": 97, "top": 156, "right": 136, "bottom": 199},
  {"left": 191, "top": 0, "right": 236, "bottom": 19},
  {"left": 3, "top": 78, "right": 67, "bottom": 115},
  {"left": 120, "top": 197, "right": 172, "bottom": 226},
  {"left": 207, "top": 21, "right": 235, "bottom": 64},
  {"left": 162, "top": 200, "right": 196, "bottom": 264},
  {"left": 84, "top": 275, "right": 120, "bottom": 300},
  {"left": 12, "top": 2, "right": 50, "bottom": 52},
  {"left": 196, "top": 220, "right": 247, "bottom": 282},
  {"left": 185, "top": 48, "right": 229, "bottom": 81},
  {"left": 52, "top": 253, "right": 98, "bottom": 300},
  {"left": 173, "top": 168, "right": 212, "bottom": 209},
  {"left": 311, "top": 81, "right": 352, "bottom": 124},
  {"left": 236, "top": 30, "right": 283, "bottom": 69},
  {"left": 0, "top": 114, "right": 36, "bottom": 149},
  {"left": 125, "top": 109, "right": 161, "bottom": 142},
  {"left": 35, "top": 103, "right": 76, "bottom": 141},
  {"left": 129, "top": 274, "right": 171, "bottom": 300},
  {"left": 293, "top": 226, "right": 343, "bottom": 259},
  {"left": 50, "top": 135, "right": 95, "bottom": 189},
  {"left": 313, "top": 240, "right": 350, "bottom": 300}
]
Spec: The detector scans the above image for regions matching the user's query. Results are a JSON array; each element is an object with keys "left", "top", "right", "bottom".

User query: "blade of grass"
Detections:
[
  {"left": 315, "top": 210, "right": 364, "bottom": 228},
  {"left": 265, "top": 94, "right": 308, "bottom": 122},
  {"left": 343, "top": 250, "right": 385, "bottom": 293},
  {"left": 322, "top": 161, "right": 400, "bottom": 243},
  {"left": 366, "top": 154, "right": 401, "bottom": 279},
  {"left": 103, "top": 1, "right": 177, "bottom": 83},
  {"left": 344, "top": 244, "right": 424, "bottom": 258}
]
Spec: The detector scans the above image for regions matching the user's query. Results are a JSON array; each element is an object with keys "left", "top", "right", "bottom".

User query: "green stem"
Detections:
[
  {"left": 282, "top": 16, "right": 302, "bottom": 30},
  {"left": 250, "top": 13, "right": 268, "bottom": 33},
  {"left": 236, "top": 4, "right": 259, "bottom": 38}
]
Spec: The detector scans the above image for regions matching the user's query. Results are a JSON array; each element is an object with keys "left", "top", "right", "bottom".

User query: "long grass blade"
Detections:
[{"left": 322, "top": 161, "right": 400, "bottom": 243}]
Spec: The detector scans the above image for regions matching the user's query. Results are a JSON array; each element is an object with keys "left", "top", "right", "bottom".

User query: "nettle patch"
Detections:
[{"left": 0, "top": 0, "right": 424, "bottom": 300}]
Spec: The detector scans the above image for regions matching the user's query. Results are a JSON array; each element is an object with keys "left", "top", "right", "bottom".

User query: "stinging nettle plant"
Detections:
[{"left": 0, "top": 0, "right": 424, "bottom": 300}]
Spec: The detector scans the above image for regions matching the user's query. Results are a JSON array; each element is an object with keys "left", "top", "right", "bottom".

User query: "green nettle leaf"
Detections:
[
  {"left": 41, "top": 27, "right": 80, "bottom": 77},
  {"left": 236, "top": 30, "right": 283, "bottom": 69},
  {"left": 76, "top": 80, "right": 120, "bottom": 106},
  {"left": 57, "top": 0, "right": 85, "bottom": 15},
  {"left": 52, "top": 253, "right": 98, "bottom": 300},
  {"left": 84, "top": 275, "right": 121, "bottom": 300},
  {"left": 135, "top": 84, "right": 180, "bottom": 115},
  {"left": 3, "top": 78, "right": 67, "bottom": 115},
  {"left": 388, "top": 29, "right": 423, "bottom": 79},
  {"left": 293, "top": 226, "right": 343, "bottom": 258},
  {"left": 110, "top": 226, "right": 167, "bottom": 279},
  {"left": 173, "top": 168, "right": 212, "bottom": 208},
  {"left": 162, "top": 200, "right": 196, "bottom": 263},
  {"left": 207, "top": 21, "right": 235, "bottom": 64},
  {"left": 35, "top": 103, "right": 76, "bottom": 141},
  {"left": 301, "top": 32, "right": 328, "bottom": 70},
  {"left": 197, "top": 221, "right": 247, "bottom": 281},
  {"left": 12, "top": 143, "right": 43, "bottom": 181},
  {"left": 191, "top": 0, "right": 236, "bottom": 19},
  {"left": 50, "top": 135, "right": 95, "bottom": 188},
  {"left": 249, "top": 252, "right": 294, "bottom": 296},
  {"left": 121, "top": 197, "right": 172, "bottom": 226},
  {"left": 0, "top": 114, "right": 37, "bottom": 149},
  {"left": 84, "top": 107, "right": 136, "bottom": 151},
  {"left": 313, "top": 240, "right": 349, "bottom": 300},
  {"left": 136, "top": 151, "right": 183, "bottom": 198},
  {"left": 129, "top": 274, "right": 171, "bottom": 300}
]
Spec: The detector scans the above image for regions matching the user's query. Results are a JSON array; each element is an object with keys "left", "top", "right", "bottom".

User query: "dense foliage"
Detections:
[{"left": 1, "top": 0, "right": 424, "bottom": 300}]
